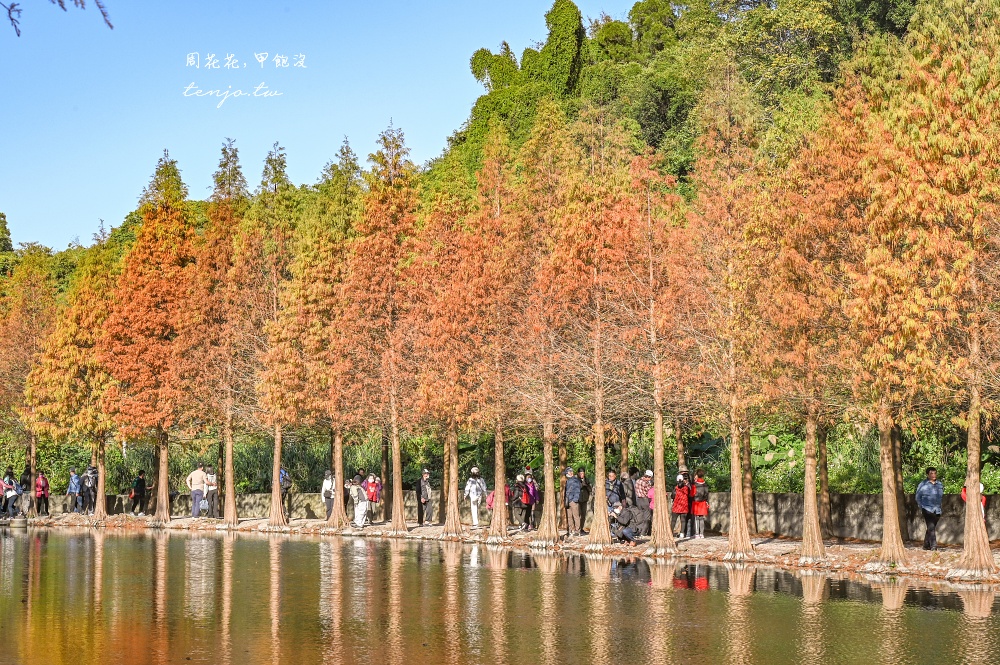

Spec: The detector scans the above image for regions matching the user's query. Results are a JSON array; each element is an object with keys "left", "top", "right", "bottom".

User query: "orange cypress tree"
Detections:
[
  {"left": 99, "top": 150, "right": 195, "bottom": 524},
  {"left": 0, "top": 246, "right": 58, "bottom": 515},
  {"left": 247, "top": 142, "right": 301, "bottom": 527},
  {"left": 687, "top": 70, "right": 765, "bottom": 560},
  {"left": 175, "top": 139, "right": 250, "bottom": 528},
  {"left": 26, "top": 232, "right": 123, "bottom": 519},
  {"left": 340, "top": 127, "right": 418, "bottom": 535}
]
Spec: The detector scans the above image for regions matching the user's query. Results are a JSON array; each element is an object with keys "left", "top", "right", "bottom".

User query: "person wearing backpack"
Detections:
[
  {"left": 523, "top": 473, "right": 539, "bottom": 531},
  {"left": 321, "top": 470, "right": 335, "bottom": 519},
  {"left": 349, "top": 475, "right": 368, "bottom": 528},
  {"left": 82, "top": 466, "right": 98, "bottom": 515},
  {"left": 464, "top": 466, "right": 488, "bottom": 528},
  {"left": 692, "top": 469, "right": 709, "bottom": 539},
  {"left": 279, "top": 466, "right": 293, "bottom": 520},
  {"left": 35, "top": 471, "right": 50, "bottom": 517},
  {"left": 205, "top": 466, "right": 219, "bottom": 519}
]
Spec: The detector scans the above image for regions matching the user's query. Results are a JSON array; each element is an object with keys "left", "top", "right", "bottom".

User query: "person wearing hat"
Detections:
[
  {"left": 417, "top": 468, "right": 433, "bottom": 527},
  {"left": 564, "top": 467, "right": 582, "bottom": 537},
  {"left": 464, "top": 466, "right": 489, "bottom": 527},
  {"left": 349, "top": 475, "right": 368, "bottom": 528}
]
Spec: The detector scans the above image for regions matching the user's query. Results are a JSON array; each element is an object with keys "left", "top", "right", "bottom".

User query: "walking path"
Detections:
[{"left": 26, "top": 511, "right": 1000, "bottom": 584}]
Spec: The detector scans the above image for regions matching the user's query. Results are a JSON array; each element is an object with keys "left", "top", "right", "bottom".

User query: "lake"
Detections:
[{"left": 0, "top": 529, "right": 995, "bottom": 664}]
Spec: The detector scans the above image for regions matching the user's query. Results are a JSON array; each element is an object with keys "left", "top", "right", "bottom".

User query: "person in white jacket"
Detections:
[
  {"left": 321, "top": 470, "right": 335, "bottom": 519},
  {"left": 349, "top": 475, "right": 368, "bottom": 528},
  {"left": 464, "top": 467, "right": 488, "bottom": 527}
]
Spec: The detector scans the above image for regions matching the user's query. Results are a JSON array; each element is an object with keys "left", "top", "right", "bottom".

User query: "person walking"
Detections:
[
  {"left": 35, "top": 471, "right": 50, "bottom": 516},
  {"left": 321, "top": 470, "right": 335, "bottom": 519},
  {"left": 279, "top": 466, "right": 292, "bottom": 520},
  {"left": 464, "top": 467, "right": 488, "bottom": 528},
  {"left": 672, "top": 474, "right": 690, "bottom": 539},
  {"left": 186, "top": 463, "right": 207, "bottom": 518},
  {"left": 130, "top": 471, "right": 147, "bottom": 516},
  {"left": 349, "top": 475, "right": 368, "bottom": 528},
  {"left": 82, "top": 466, "right": 98, "bottom": 515},
  {"left": 2, "top": 468, "right": 18, "bottom": 518},
  {"left": 577, "top": 468, "right": 591, "bottom": 535},
  {"left": 564, "top": 467, "right": 582, "bottom": 537},
  {"left": 512, "top": 474, "right": 528, "bottom": 529},
  {"left": 417, "top": 469, "right": 433, "bottom": 526},
  {"left": 19, "top": 466, "right": 31, "bottom": 515},
  {"left": 915, "top": 466, "right": 943, "bottom": 550},
  {"left": 635, "top": 470, "right": 653, "bottom": 512},
  {"left": 67, "top": 467, "right": 82, "bottom": 513},
  {"left": 523, "top": 473, "right": 539, "bottom": 531},
  {"left": 691, "top": 469, "right": 709, "bottom": 539},
  {"left": 205, "top": 466, "right": 220, "bottom": 518}
]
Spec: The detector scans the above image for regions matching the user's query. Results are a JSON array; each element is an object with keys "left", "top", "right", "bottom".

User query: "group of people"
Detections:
[
  {"left": 671, "top": 468, "right": 710, "bottom": 540},
  {"left": 1, "top": 466, "right": 52, "bottom": 518}
]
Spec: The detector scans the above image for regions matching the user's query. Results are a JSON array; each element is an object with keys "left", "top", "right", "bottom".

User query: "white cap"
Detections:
[
  {"left": 644, "top": 470, "right": 653, "bottom": 477},
  {"left": 516, "top": 474, "right": 525, "bottom": 482},
  {"left": 676, "top": 474, "right": 685, "bottom": 483},
  {"left": 470, "top": 466, "right": 479, "bottom": 474}
]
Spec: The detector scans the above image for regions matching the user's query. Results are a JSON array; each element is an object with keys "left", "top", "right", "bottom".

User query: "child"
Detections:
[{"left": 692, "top": 468, "right": 709, "bottom": 539}]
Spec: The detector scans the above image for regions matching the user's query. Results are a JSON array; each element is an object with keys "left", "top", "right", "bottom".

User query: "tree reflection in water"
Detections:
[
  {"left": 442, "top": 540, "right": 463, "bottom": 665},
  {"left": 154, "top": 530, "right": 168, "bottom": 665},
  {"left": 487, "top": 545, "right": 508, "bottom": 662},
  {"left": 270, "top": 538, "right": 281, "bottom": 665},
  {"left": 799, "top": 571, "right": 827, "bottom": 665},
  {"left": 648, "top": 559, "right": 676, "bottom": 665},
  {"left": 726, "top": 563, "right": 754, "bottom": 665},
  {"left": 958, "top": 585, "right": 996, "bottom": 665},
  {"left": 869, "top": 575, "right": 907, "bottom": 665},
  {"left": 318, "top": 538, "right": 343, "bottom": 665},
  {"left": 221, "top": 532, "right": 235, "bottom": 665},
  {"left": 586, "top": 554, "right": 613, "bottom": 665},
  {"left": 388, "top": 538, "right": 405, "bottom": 665},
  {"left": 535, "top": 552, "right": 561, "bottom": 665}
]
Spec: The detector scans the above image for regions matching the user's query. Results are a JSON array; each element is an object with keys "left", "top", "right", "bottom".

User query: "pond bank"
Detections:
[{"left": 22, "top": 511, "right": 1000, "bottom": 584}]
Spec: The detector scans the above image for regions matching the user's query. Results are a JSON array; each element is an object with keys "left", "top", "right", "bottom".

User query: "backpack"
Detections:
[
  {"left": 280, "top": 472, "right": 292, "bottom": 490},
  {"left": 486, "top": 490, "right": 495, "bottom": 510},
  {"left": 83, "top": 474, "right": 94, "bottom": 489},
  {"left": 694, "top": 481, "right": 709, "bottom": 502}
]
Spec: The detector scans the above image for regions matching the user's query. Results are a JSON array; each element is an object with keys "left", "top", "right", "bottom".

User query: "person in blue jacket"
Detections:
[{"left": 915, "top": 466, "right": 943, "bottom": 551}]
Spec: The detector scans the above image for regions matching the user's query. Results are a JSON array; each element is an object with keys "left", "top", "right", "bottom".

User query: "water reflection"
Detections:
[{"left": 0, "top": 529, "right": 997, "bottom": 665}]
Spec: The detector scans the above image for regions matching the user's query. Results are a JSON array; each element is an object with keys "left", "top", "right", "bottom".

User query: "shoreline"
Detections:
[{"left": 19, "top": 512, "right": 1000, "bottom": 586}]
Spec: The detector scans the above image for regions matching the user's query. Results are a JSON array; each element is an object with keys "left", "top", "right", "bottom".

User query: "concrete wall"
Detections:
[
  {"left": 706, "top": 492, "right": 997, "bottom": 546},
  {"left": 43, "top": 490, "right": 996, "bottom": 545}
]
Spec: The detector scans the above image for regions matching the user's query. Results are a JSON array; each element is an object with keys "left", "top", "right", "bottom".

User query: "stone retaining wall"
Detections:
[{"left": 41, "top": 490, "right": 996, "bottom": 545}]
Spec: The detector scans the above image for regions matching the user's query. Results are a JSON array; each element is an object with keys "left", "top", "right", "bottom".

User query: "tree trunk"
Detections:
[
  {"left": 800, "top": 409, "right": 825, "bottom": 562},
  {"left": 619, "top": 425, "right": 630, "bottom": 478},
  {"left": 327, "top": 428, "right": 350, "bottom": 529},
  {"left": 817, "top": 424, "right": 833, "bottom": 538},
  {"left": 587, "top": 416, "right": 613, "bottom": 549},
  {"left": 487, "top": 422, "right": 508, "bottom": 544},
  {"left": 557, "top": 436, "right": 567, "bottom": 530},
  {"left": 223, "top": 406, "right": 238, "bottom": 528},
  {"left": 27, "top": 434, "right": 37, "bottom": 517},
  {"left": 675, "top": 419, "right": 686, "bottom": 471},
  {"left": 876, "top": 403, "right": 906, "bottom": 565},
  {"left": 93, "top": 436, "right": 108, "bottom": 520},
  {"left": 268, "top": 423, "right": 287, "bottom": 527},
  {"left": 725, "top": 398, "right": 753, "bottom": 559},
  {"left": 441, "top": 420, "right": 464, "bottom": 538},
  {"left": 645, "top": 384, "right": 676, "bottom": 556},
  {"left": 890, "top": 424, "right": 908, "bottom": 541},
  {"left": 154, "top": 427, "right": 171, "bottom": 524},
  {"left": 441, "top": 425, "right": 451, "bottom": 527},
  {"left": 741, "top": 427, "right": 756, "bottom": 535},
  {"left": 533, "top": 417, "right": 560, "bottom": 547},
  {"left": 381, "top": 426, "right": 392, "bottom": 521},
  {"left": 954, "top": 309, "right": 996, "bottom": 576},
  {"left": 388, "top": 388, "right": 407, "bottom": 534}
]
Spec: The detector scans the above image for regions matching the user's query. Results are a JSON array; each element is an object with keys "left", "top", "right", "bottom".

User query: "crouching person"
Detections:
[{"left": 611, "top": 502, "right": 638, "bottom": 547}]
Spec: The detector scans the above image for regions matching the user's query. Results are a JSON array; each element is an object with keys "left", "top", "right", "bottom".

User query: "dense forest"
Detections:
[{"left": 2, "top": 0, "right": 999, "bottom": 574}]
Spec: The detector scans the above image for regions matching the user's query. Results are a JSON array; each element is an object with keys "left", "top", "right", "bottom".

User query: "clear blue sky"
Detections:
[{"left": 1, "top": 0, "right": 630, "bottom": 249}]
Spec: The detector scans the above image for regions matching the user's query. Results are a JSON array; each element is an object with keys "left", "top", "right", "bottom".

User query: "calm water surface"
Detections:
[{"left": 0, "top": 529, "right": 996, "bottom": 665}]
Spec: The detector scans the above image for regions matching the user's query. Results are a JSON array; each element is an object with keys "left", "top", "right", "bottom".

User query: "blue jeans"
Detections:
[{"left": 192, "top": 490, "right": 204, "bottom": 517}]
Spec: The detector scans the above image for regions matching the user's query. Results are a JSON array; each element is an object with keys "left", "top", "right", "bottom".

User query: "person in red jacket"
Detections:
[
  {"left": 672, "top": 474, "right": 690, "bottom": 539},
  {"left": 35, "top": 471, "right": 50, "bottom": 516},
  {"left": 962, "top": 483, "right": 987, "bottom": 520},
  {"left": 691, "top": 468, "right": 709, "bottom": 539}
]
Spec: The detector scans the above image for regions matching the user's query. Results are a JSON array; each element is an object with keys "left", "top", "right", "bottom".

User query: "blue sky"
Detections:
[{"left": 1, "top": 0, "right": 630, "bottom": 249}]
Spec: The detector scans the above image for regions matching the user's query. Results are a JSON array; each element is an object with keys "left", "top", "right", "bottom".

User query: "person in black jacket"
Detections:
[
  {"left": 610, "top": 502, "right": 638, "bottom": 546},
  {"left": 19, "top": 465, "right": 31, "bottom": 515},
  {"left": 577, "top": 469, "right": 591, "bottom": 535},
  {"left": 564, "top": 467, "right": 582, "bottom": 536},
  {"left": 622, "top": 467, "right": 639, "bottom": 507},
  {"left": 606, "top": 471, "right": 624, "bottom": 512}
]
